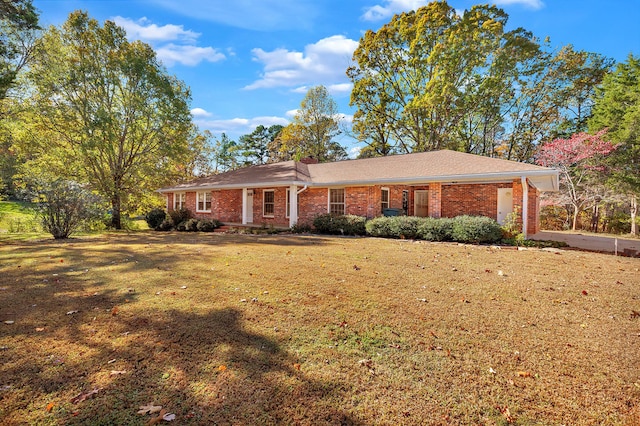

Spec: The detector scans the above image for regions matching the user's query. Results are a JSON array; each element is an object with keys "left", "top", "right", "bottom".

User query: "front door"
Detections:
[
  {"left": 497, "top": 188, "right": 513, "bottom": 224},
  {"left": 414, "top": 190, "right": 429, "bottom": 217},
  {"left": 246, "top": 190, "right": 254, "bottom": 223}
]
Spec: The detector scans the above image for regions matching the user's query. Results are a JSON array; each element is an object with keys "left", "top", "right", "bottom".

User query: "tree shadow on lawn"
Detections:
[{"left": 1, "top": 287, "right": 361, "bottom": 424}]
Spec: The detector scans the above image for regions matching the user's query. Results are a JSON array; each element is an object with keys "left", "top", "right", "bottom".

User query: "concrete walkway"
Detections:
[{"left": 530, "top": 230, "right": 640, "bottom": 256}]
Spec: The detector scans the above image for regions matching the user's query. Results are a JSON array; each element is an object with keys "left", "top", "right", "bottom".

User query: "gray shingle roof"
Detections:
[{"left": 159, "top": 150, "right": 558, "bottom": 192}]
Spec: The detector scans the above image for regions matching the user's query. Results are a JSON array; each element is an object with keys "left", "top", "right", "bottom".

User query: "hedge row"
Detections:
[
  {"left": 313, "top": 213, "right": 503, "bottom": 244},
  {"left": 145, "top": 208, "right": 221, "bottom": 232}
]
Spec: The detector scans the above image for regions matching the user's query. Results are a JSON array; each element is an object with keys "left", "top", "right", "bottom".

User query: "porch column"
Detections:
[
  {"left": 289, "top": 185, "right": 298, "bottom": 228},
  {"left": 428, "top": 183, "right": 442, "bottom": 218},
  {"left": 521, "top": 177, "right": 529, "bottom": 239},
  {"left": 242, "top": 188, "right": 248, "bottom": 225}
]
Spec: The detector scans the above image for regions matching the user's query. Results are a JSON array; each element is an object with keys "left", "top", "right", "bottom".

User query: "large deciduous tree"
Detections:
[
  {"left": 589, "top": 54, "right": 640, "bottom": 234},
  {"left": 0, "top": 0, "right": 39, "bottom": 100},
  {"left": 271, "top": 86, "right": 346, "bottom": 162},
  {"left": 536, "top": 130, "right": 616, "bottom": 230},
  {"left": 26, "top": 11, "right": 193, "bottom": 229},
  {"left": 347, "top": 1, "right": 540, "bottom": 154}
]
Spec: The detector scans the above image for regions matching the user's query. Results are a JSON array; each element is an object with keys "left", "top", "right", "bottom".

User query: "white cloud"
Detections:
[
  {"left": 193, "top": 115, "right": 290, "bottom": 136},
  {"left": 362, "top": 0, "right": 430, "bottom": 21},
  {"left": 110, "top": 16, "right": 226, "bottom": 68},
  {"left": 190, "top": 107, "right": 212, "bottom": 118},
  {"left": 111, "top": 16, "right": 199, "bottom": 42},
  {"left": 245, "top": 35, "right": 359, "bottom": 90},
  {"left": 493, "top": 0, "right": 544, "bottom": 9},
  {"left": 156, "top": 44, "right": 225, "bottom": 67}
]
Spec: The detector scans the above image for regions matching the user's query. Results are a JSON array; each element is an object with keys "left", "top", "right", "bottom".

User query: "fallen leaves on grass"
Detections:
[
  {"left": 70, "top": 388, "right": 101, "bottom": 404},
  {"left": 497, "top": 405, "right": 514, "bottom": 423},
  {"left": 631, "top": 310, "right": 640, "bottom": 319},
  {"left": 217, "top": 365, "right": 227, "bottom": 372},
  {"left": 4, "top": 320, "right": 14, "bottom": 324},
  {"left": 138, "top": 404, "right": 162, "bottom": 415},
  {"left": 516, "top": 371, "right": 532, "bottom": 378},
  {"left": 110, "top": 370, "right": 126, "bottom": 375},
  {"left": 111, "top": 307, "right": 119, "bottom": 316},
  {"left": 46, "top": 402, "right": 55, "bottom": 412},
  {"left": 66, "top": 310, "right": 78, "bottom": 315}
]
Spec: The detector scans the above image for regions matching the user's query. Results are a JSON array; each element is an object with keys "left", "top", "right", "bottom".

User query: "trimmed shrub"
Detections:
[
  {"left": 169, "top": 208, "right": 192, "bottom": 225},
  {"left": 417, "top": 217, "right": 454, "bottom": 241},
  {"left": 184, "top": 218, "right": 199, "bottom": 232},
  {"left": 290, "top": 222, "right": 312, "bottom": 233},
  {"left": 313, "top": 214, "right": 366, "bottom": 236},
  {"left": 450, "top": 215, "right": 502, "bottom": 243},
  {"left": 145, "top": 208, "right": 166, "bottom": 230},
  {"left": 365, "top": 216, "right": 422, "bottom": 239},
  {"left": 196, "top": 218, "right": 221, "bottom": 232},
  {"left": 156, "top": 217, "right": 174, "bottom": 231}
]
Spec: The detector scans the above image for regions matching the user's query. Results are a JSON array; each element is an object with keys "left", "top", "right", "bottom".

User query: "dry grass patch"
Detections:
[{"left": 0, "top": 232, "right": 639, "bottom": 425}]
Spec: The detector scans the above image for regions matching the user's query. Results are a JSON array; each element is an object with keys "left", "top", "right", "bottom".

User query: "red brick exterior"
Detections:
[{"left": 165, "top": 180, "right": 541, "bottom": 234}]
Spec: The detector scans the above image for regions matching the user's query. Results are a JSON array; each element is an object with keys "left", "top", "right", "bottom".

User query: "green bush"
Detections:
[
  {"left": 196, "top": 218, "right": 221, "bottom": 232},
  {"left": 365, "top": 216, "right": 394, "bottom": 237},
  {"left": 169, "top": 208, "right": 192, "bottom": 225},
  {"left": 450, "top": 215, "right": 502, "bottom": 243},
  {"left": 145, "top": 208, "right": 166, "bottom": 230},
  {"left": 313, "top": 214, "right": 366, "bottom": 236},
  {"left": 156, "top": 217, "right": 174, "bottom": 231},
  {"left": 365, "top": 216, "right": 422, "bottom": 239},
  {"left": 184, "top": 218, "right": 199, "bottom": 232},
  {"left": 417, "top": 217, "right": 454, "bottom": 241},
  {"left": 290, "top": 222, "right": 312, "bottom": 233}
]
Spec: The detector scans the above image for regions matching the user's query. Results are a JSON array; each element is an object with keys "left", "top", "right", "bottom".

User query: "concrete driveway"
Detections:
[{"left": 530, "top": 231, "right": 640, "bottom": 256}]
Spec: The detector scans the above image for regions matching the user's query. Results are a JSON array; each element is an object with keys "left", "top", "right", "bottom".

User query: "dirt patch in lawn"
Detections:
[{"left": 1, "top": 232, "right": 639, "bottom": 425}]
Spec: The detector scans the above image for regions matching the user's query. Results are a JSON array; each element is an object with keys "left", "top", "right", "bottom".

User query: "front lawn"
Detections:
[{"left": 0, "top": 232, "right": 638, "bottom": 425}]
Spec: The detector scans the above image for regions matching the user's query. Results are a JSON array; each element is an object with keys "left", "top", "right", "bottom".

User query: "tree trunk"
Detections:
[
  {"left": 631, "top": 194, "right": 638, "bottom": 236},
  {"left": 572, "top": 205, "right": 579, "bottom": 231},
  {"left": 111, "top": 194, "right": 122, "bottom": 230}
]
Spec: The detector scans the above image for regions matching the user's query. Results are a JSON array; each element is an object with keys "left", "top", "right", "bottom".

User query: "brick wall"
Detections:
[{"left": 165, "top": 180, "right": 541, "bottom": 234}]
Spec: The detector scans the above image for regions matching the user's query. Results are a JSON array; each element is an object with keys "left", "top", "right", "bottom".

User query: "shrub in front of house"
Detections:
[
  {"left": 196, "top": 218, "right": 221, "bottom": 232},
  {"left": 145, "top": 208, "right": 166, "bottom": 230},
  {"left": 366, "top": 216, "right": 422, "bottom": 239},
  {"left": 313, "top": 214, "right": 367, "bottom": 236},
  {"left": 169, "top": 208, "right": 192, "bottom": 225},
  {"left": 183, "top": 218, "right": 199, "bottom": 232},
  {"left": 450, "top": 215, "right": 503, "bottom": 243},
  {"left": 417, "top": 217, "right": 454, "bottom": 241},
  {"left": 155, "top": 217, "right": 174, "bottom": 231}
]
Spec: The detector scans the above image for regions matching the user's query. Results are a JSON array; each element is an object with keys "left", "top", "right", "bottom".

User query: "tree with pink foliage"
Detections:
[{"left": 536, "top": 129, "right": 616, "bottom": 230}]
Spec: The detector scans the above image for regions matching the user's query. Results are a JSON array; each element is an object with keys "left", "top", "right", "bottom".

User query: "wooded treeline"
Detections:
[{"left": 0, "top": 1, "right": 637, "bottom": 233}]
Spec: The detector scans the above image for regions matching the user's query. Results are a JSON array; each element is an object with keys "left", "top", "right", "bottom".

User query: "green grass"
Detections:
[
  {"left": 0, "top": 232, "right": 639, "bottom": 425},
  {"left": 0, "top": 200, "right": 42, "bottom": 234}
]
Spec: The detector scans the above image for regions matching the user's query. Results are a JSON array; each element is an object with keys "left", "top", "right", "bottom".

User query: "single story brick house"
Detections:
[{"left": 158, "top": 150, "right": 558, "bottom": 237}]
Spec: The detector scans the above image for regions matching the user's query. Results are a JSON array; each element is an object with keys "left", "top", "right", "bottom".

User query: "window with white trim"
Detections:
[
  {"left": 286, "top": 188, "right": 300, "bottom": 218},
  {"left": 174, "top": 192, "right": 186, "bottom": 210},
  {"left": 263, "top": 189, "right": 275, "bottom": 217},
  {"left": 329, "top": 188, "right": 345, "bottom": 215},
  {"left": 381, "top": 187, "right": 389, "bottom": 213},
  {"left": 196, "top": 191, "right": 211, "bottom": 212}
]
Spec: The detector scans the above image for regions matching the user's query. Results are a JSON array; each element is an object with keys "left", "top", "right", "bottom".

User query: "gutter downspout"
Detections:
[{"left": 297, "top": 185, "right": 308, "bottom": 195}]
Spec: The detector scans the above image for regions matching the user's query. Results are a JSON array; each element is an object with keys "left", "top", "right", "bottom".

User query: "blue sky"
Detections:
[{"left": 33, "top": 0, "right": 639, "bottom": 153}]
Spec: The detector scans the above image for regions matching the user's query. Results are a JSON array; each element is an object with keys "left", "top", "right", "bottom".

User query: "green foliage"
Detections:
[
  {"left": 450, "top": 215, "right": 503, "bottom": 244},
  {"left": 30, "top": 179, "right": 103, "bottom": 239},
  {"left": 290, "top": 222, "right": 312, "bottom": 233},
  {"left": 26, "top": 11, "right": 193, "bottom": 230},
  {"left": 184, "top": 218, "right": 199, "bottom": 232},
  {"left": 196, "top": 218, "right": 221, "bottom": 232},
  {"left": 416, "top": 217, "right": 454, "bottom": 242},
  {"left": 271, "top": 86, "right": 346, "bottom": 163},
  {"left": 145, "top": 208, "right": 166, "bottom": 230},
  {"left": 168, "top": 208, "right": 192, "bottom": 225},
  {"left": 313, "top": 214, "right": 367, "bottom": 236},
  {"left": 155, "top": 217, "right": 174, "bottom": 231},
  {"left": 365, "top": 216, "right": 422, "bottom": 239}
]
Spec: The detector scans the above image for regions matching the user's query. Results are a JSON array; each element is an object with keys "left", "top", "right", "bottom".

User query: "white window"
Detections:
[
  {"left": 286, "top": 188, "right": 300, "bottom": 218},
  {"left": 174, "top": 192, "right": 186, "bottom": 210},
  {"left": 196, "top": 191, "right": 211, "bottom": 212},
  {"left": 329, "top": 188, "right": 345, "bottom": 215},
  {"left": 263, "top": 189, "right": 275, "bottom": 217},
  {"left": 381, "top": 187, "right": 389, "bottom": 213}
]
